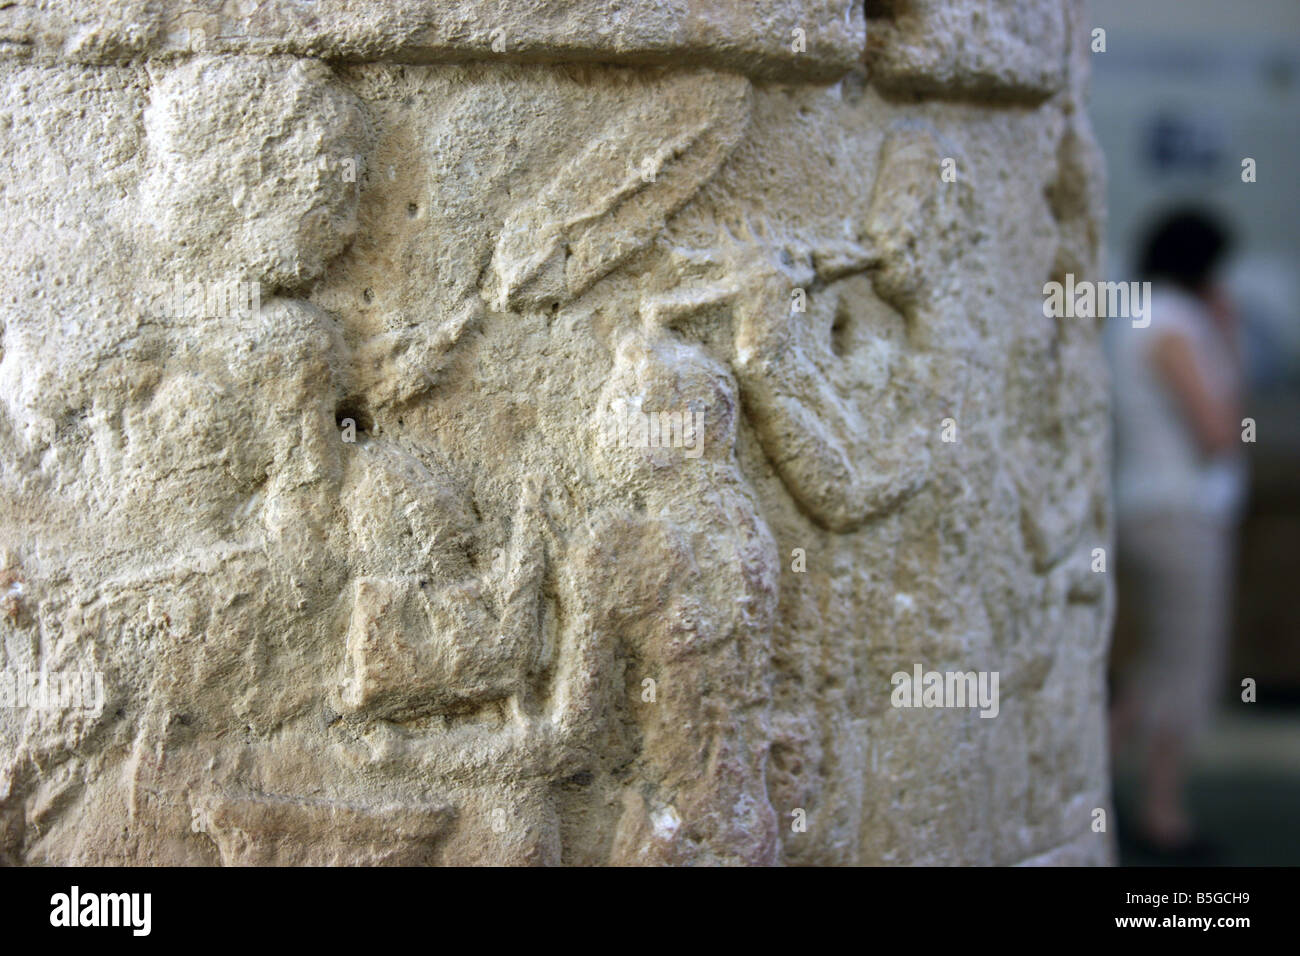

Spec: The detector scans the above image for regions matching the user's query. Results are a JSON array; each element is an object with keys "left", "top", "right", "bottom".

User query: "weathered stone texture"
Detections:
[
  {"left": 0, "top": 1, "right": 1112, "bottom": 865},
  {"left": 865, "top": 0, "right": 1069, "bottom": 101},
  {"left": 0, "top": 1, "right": 865, "bottom": 78}
]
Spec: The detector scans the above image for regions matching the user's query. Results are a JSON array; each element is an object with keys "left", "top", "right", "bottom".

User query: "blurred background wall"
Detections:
[{"left": 1090, "top": 0, "right": 1300, "bottom": 865}]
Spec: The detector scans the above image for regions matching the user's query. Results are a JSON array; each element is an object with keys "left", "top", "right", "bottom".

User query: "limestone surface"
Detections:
[{"left": 0, "top": 1, "right": 1112, "bottom": 865}]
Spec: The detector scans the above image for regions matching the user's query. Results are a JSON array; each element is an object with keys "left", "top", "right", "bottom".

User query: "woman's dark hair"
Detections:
[{"left": 1137, "top": 208, "right": 1233, "bottom": 292}]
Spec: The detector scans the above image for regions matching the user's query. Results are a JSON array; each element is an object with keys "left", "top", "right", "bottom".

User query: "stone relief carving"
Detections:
[{"left": 0, "top": 1, "right": 1111, "bottom": 866}]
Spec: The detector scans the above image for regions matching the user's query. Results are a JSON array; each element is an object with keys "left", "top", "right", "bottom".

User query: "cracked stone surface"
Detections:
[{"left": 0, "top": 0, "right": 1113, "bottom": 865}]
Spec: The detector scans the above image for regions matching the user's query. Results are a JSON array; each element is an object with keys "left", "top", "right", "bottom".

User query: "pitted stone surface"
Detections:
[
  {"left": 0, "top": 1, "right": 1112, "bottom": 866},
  {"left": 865, "top": 0, "right": 1069, "bottom": 101},
  {"left": 1, "top": 1, "right": 866, "bottom": 79}
]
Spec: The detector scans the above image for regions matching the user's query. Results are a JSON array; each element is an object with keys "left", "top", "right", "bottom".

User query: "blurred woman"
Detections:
[{"left": 1109, "top": 209, "right": 1247, "bottom": 858}]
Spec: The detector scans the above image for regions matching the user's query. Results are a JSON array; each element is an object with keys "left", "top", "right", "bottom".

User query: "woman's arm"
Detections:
[{"left": 1148, "top": 330, "right": 1239, "bottom": 455}]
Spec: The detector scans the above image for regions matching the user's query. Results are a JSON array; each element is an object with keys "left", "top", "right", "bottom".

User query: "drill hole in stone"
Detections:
[
  {"left": 831, "top": 300, "right": 853, "bottom": 357},
  {"left": 864, "top": 0, "right": 904, "bottom": 20},
  {"left": 336, "top": 399, "right": 373, "bottom": 435}
]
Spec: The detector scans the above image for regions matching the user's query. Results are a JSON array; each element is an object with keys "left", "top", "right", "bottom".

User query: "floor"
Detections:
[{"left": 1113, "top": 707, "right": 1300, "bottom": 866}]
